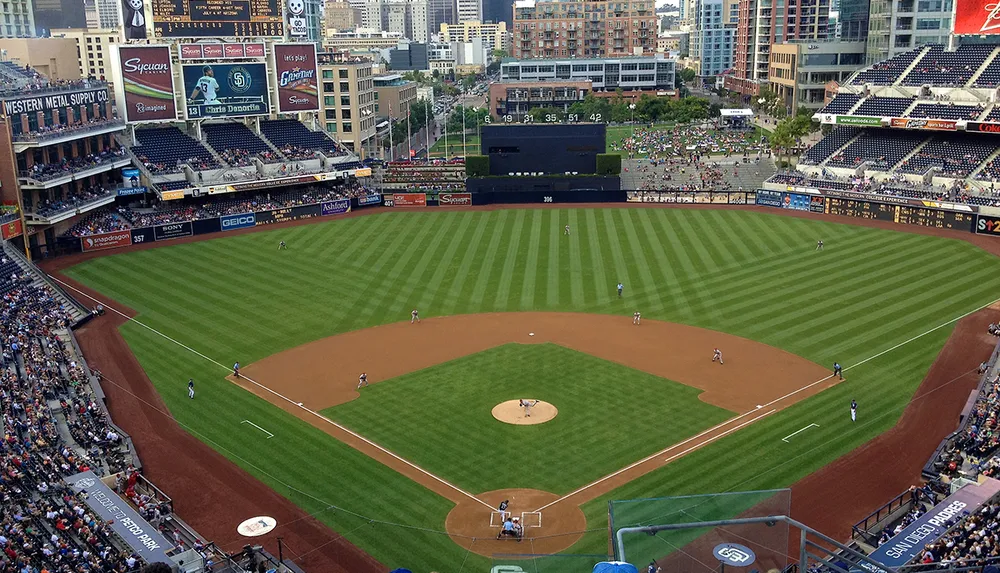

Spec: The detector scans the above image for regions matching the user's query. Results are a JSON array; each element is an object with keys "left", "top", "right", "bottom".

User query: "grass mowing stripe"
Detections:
[
  {"left": 468, "top": 211, "right": 511, "bottom": 308},
  {"left": 546, "top": 210, "right": 562, "bottom": 306},
  {"left": 671, "top": 210, "right": 725, "bottom": 272},
  {"left": 442, "top": 212, "right": 494, "bottom": 315},
  {"left": 520, "top": 210, "right": 545, "bottom": 309},
  {"left": 600, "top": 209, "right": 633, "bottom": 303},
  {"left": 418, "top": 212, "right": 476, "bottom": 311},
  {"left": 650, "top": 210, "right": 719, "bottom": 321},
  {"left": 584, "top": 209, "right": 611, "bottom": 307},
  {"left": 493, "top": 210, "right": 528, "bottom": 311},
  {"left": 567, "top": 209, "right": 586, "bottom": 307},
  {"left": 711, "top": 211, "right": 758, "bottom": 261}
]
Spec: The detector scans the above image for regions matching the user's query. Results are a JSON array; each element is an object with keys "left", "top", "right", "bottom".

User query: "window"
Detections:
[
  {"left": 324, "top": 96, "right": 336, "bottom": 105},
  {"left": 339, "top": 81, "right": 349, "bottom": 92},
  {"left": 341, "top": 95, "right": 350, "bottom": 106},
  {"left": 342, "top": 122, "right": 353, "bottom": 132},
  {"left": 339, "top": 69, "right": 349, "bottom": 78},
  {"left": 323, "top": 82, "right": 334, "bottom": 92},
  {"left": 326, "top": 123, "right": 337, "bottom": 132},
  {"left": 325, "top": 109, "right": 337, "bottom": 119},
  {"left": 342, "top": 109, "right": 352, "bottom": 119},
  {"left": 915, "top": 17, "right": 940, "bottom": 28},
  {"left": 323, "top": 70, "right": 333, "bottom": 79}
]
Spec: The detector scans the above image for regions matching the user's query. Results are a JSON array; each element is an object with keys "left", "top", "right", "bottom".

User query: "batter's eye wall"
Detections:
[{"left": 481, "top": 124, "right": 607, "bottom": 176}]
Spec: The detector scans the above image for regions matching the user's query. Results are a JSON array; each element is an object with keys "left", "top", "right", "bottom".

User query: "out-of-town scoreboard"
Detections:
[{"left": 151, "top": 0, "right": 284, "bottom": 38}]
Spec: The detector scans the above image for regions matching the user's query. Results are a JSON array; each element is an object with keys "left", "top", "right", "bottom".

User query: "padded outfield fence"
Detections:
[{"left": 610, "top": 489, "right": 792, "bottom": 573}]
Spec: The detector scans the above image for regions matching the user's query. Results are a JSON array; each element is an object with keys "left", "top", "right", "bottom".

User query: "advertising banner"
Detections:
[
  {"left": 357, "top": 193, "right": 382, "bottom": 206},
  {"left": 810, "top": 196, "right": 826, "bottom": 213},
  {"left": 355, "top": 167, "right": 373, "bottom": 177},
  {"left": 131, "top": 227, "right": 154, "bottom": 244},
  {"left": 890, "top": 118, "right": 958, "bottom": 131},
  {"left": 1, "top": 219, "right": 23, "bottom": 240},
  {"left": 81, "top": 230, "right": 133, "bottom": 252},
  {"left": 154, "top": 221, "right": 193, "bottom": 241},
  {"left": 955, "top": 0, "right": 1000, "bottom": 35},
  {"left": 220, "top": 212, "right": 256, "bottom": 231},
  {"left": 151, "top": 0, "right": 283, "bottom": 38},
  {"left": 321, "top": 199, "right": 351, "bottom": 215},
  {"left": 121, "top": 167, "right": 142, "bottom": 189},
  {"left": 117, "top": 46, "right": 176, "bottom": 123},
  {"left": 182, "top": 63, "right": 270, "bottom": 119},
  {"left": 179, "top": 43, "right": 266, "bottom": 60},
  {"left": 254, "top": 204, "right": 323, "bottom": 225},
  {"left": 782, "top": 192, "right": 811, "bottom": 211},
  {"left": 64, "top": 471, "right": 173, "bottom": 564},
  {"left": 859, "top": 478, "right": 1000, "bottom": 573},
  {"left": 118, "top": 186, "right": 148, "bottom": 196},
  {"left": 835, "top": 116, "right": 882, "bottom": 127},
  {"left": 161, "top": 190, "right": 185, "bottom": 200},
  {"left": 438, "top": 192, "right": 473, "bottom": 206},
  {"left": 3, "top": 88, "right": 109, "bottom": 116},
  {"left": 967, "top": 122, "right": 1000, "bottom": 133},
  {"left": 755, "top": 189, "right": 783, "bottom": 208},
  {"left": 393, "top": 193, "right": 427, "bottom": 207},
  {"left": 976, "top": 214, "right": 1000, "bottom": 236},
  {"left": 273, "top": 44, "right": 319, "bottom": 113}
]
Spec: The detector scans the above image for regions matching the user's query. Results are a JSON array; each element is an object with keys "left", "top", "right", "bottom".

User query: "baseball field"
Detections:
[{"left": 60, "top": 207, "right": 1000, "bottom": 571}]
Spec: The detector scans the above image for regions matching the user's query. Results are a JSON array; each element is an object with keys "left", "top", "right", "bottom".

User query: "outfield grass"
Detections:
[
  {"left": 323, "top": 343, "right": 733, "bottom": 494},
  {"left": 63, "top": 209, "right": 1000, "bottom": 571}
]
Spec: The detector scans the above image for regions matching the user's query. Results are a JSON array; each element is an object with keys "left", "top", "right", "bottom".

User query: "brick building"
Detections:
[{"left": 511, "top": 0, "right": 657, "bottom": 59}]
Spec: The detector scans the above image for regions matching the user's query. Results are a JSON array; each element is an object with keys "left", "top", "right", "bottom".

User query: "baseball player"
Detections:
[
  {"left": 648, "top": 563, "right": 663, "bottom": 573},
  {"left": 190, "top": 65, "right": 221, "bottom": 104},
  {"left": 564, "top": 224, "right": 570, "bottom": 235},
  {"left": 850, "top": 399, "right": 857, "bottom": 422},
  {"left": 411, "top": 309, "right": 420, "bottom": 324},
  {"left": 519, "top": 399, "right": 539, "bottom": 417},
  {"left": 497, "top": 499, "right": 510, "bottom": 522},
  {"left": 833, "top": 362, "right": 843, "bottom": 380},
  {"left": 712, "top": 348, "right": 723, "bottom": 364},
  {"left": 278, "top": 240, "right": 287, "bottom": 250},
  {"left": 188, "top": 378, "right": 195, "bottom": 399},
  {"left": 816, "top": 240, "right": 824, "bottom": 251},
  {"left": 233, "top": 362, "right": 240, "bottom": 378},
  {"left": 357, "top": 372, "right": 368, "bottom": 389},
  {"left": 633, "top": 311, "right": 641, "bottom": 325},
  {"left": 617, "top": 282, "right": 624, "bottom": 298}
]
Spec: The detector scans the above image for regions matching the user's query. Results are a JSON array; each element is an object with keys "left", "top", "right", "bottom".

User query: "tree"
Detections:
[
  {"left": 525, "top": 106, "right": 564, "bottom": 123},
  {"left": 491, "top": 48, "right": 508, "bottom": 61},
  {"left": 680, "top": 68, "right": 696, "bottom": 83},
  {"left": 446, "top": 105, "right": 488, "bottom": 134},
  {"left": 402, "top": 70, "right": 427, "bottom": 84}
]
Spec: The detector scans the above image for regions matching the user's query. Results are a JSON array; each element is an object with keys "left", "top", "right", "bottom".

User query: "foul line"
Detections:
[
  {"left": 781, "top": 423, "right": 818, "bottom": 443},
  {"left": 241, "top": 420, "right": 274, "bottom": 439},
  {"left": 50, "top": 275, "right": 1000, "bottom": 515},
  {"left": 50, "top": 276, "right": 496, "bottom": 511}
]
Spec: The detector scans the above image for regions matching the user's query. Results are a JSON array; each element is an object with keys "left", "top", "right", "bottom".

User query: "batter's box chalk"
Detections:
[
  {"left": 521, "top": 511, "right": 542, "bottom": 528},
  {"left": 489, "top": 511, "right": 505, "bottom": 527}
]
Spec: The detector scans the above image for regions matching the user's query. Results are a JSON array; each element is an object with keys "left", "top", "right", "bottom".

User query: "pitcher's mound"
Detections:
[{"left": 492, "top": 400, "right": 557, "bottom": 425}]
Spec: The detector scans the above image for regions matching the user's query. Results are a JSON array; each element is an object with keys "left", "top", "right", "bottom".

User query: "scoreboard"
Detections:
[
  {"left": 152, "top": 0, "right": 284, "bottom": 38},
  {"left": 824, "top": 197, "right": 973, "bottom": 230}
]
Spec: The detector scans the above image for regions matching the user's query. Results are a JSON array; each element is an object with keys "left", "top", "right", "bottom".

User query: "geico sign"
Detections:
[
  {"left": 222, "top": 215, "right": 255, "bottom": 228},
  {"left": 439, "top": 193, "right": 472, "bottom": 205}
]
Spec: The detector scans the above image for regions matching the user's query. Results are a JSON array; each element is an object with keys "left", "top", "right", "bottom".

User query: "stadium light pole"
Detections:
[
  {"left": 406, "top": 103, "right": 412, "bottom": 161},
  {"left": 425, "top": 98, "right": 431, "bottom": 164},
  {"left": 462, "top": 105, "right": 467, "bottom": 158}
]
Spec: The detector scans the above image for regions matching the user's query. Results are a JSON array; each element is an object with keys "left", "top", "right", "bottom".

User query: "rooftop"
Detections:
[{"left": 374, "top": 74, "right": 409, "bottom": 86}]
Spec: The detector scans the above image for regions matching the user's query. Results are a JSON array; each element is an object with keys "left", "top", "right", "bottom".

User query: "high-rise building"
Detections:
[
  {"left": 511, "top": 0, "right": 657, "bottom": 59},
  {"left": 690, "top": 0, "right": 737, "bottom": 77},
  {"left": 366, "top": 0, "right": 430, "bottom": 42},
  {"left": 484, "top": 0, "right": 513, "bottom": 25},
  {"left": 0, "top": 0, "right": 34, "bottom": 37},
  {"left": 838, "top": 0, "right": 869, "bottom": 40},
  {"left": 305, "top": 0, "right": 324, "bottom": 42},
  {"left": 457, "top": 0, "right": 482, "bottom": 22},
  {"left": 95, "top": 0, "right": 120, "bottom": 29},
  {"left": 440, "top": 20, "right": 509, "bottom": 54},
  {"left": 726, "top": 0, "right": 830, "bottom": 95},
  {"left": 429, "top": 0, "right": 457, "bottom": 32},
  {"left": 317, "top": 52, "right": 378, "bottom": 157},
  {"left": 83, "top": 0, "right": 98, "bottom": 29},
  {"left": 31, "top": 0, "right": 85, "bottom": 35},
  {"left": 326, "top": 0, "right": 358, "bottom": 31},
  {"left": 50, "top": 28, "right": 120, "bottom": 81},
  {"left": 865, "top": 0, "right": 951, "bottom": 63}
]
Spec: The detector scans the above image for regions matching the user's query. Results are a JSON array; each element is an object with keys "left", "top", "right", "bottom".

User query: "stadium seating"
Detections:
[
  {"left": 32, "top": 187, "right": 115, "bottom": 217},
  {"left": 800, "top": 127, "right": 858, "bottom": 165},
  {"left": 134, "top": 126, "right": 219, "bottom": 173},
  {"left": 897, "top": 133, "right": 996, "bottom": 177},
  {"left": 907, "top": 103, "right": 984, "bottom": 121},
  {"left": 901, "top": 44, "right": 997, "bottom": 87},
  {"left": 203, "top": 122, "right": 282, "bottom": 166},
  {"left": 826, "top": 130, "right": 927, "bottom": 170},
  {"left": 66, "top": 207, "right": 133, "bottom": 237},
  {"left": 975, "top": 54, "right": 1000, "bottom": 87},
  {"left": 853, "top": 97, "right": 914, "bottom": 117},
  {"left": 158, "top": 180, "right": 192, "bottom": 191},
  {"left": 260, "top": 119, "right": 344, "bottom": 154},
  {"left": 818, "top": 93, "right": 861, "bottom": 115},
  {"left": 849, "top": 47, "right": 925, "bottom": 86}
]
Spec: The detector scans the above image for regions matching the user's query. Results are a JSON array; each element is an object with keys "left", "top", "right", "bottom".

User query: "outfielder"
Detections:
[
  {"left": 816, "top": 240, "right": 824, "bottom": 251},
  {"left": 633, "top": 312, "right": 641, "bottom": 325},
  {"left": 278, "top": 241, "right": 287, "bottom": 250},
  {"left": 617, "top": 282, "right": 624, "bottom": 298},
  {"left": 188, "top": 378, "right": 195, "bottom": 399},
  {"left": 357, "top": 372, "right": 368, "bottom": 390},
  {"left": 564, "top": 224, "right": 571, "bottom": 235},
  {"left": 850, "top": 399, "right": 857, "bottom": 422},
  {"left": 712, "top": 348, "right": 723, "bottom": 364},
  {"left": 519, "top": 399, "right": 540, "bottom": 417},
  {"left": 411, "top": 309, "right": 420, "bottom": 324}
]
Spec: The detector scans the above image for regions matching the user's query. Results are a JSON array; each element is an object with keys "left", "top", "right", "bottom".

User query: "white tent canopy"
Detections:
[{"left": 720, "top": 108, "right": 754, "bottom": 117}]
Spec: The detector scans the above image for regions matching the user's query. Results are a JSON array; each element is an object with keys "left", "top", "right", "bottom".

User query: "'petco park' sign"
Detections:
[{"left": 439, "top": 192, "right": 472, "bottom": 206}]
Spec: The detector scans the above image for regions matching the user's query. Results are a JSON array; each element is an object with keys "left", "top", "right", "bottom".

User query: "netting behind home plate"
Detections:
[
  {"left": 610, "top": 489, "right": 792, "bottom": 572},
  {"left": 489, "top": 553, "right": 609, "bottom": 573}
]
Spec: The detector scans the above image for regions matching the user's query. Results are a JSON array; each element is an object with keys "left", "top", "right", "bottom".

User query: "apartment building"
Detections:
[
  {"left": 0, "top": 0, "right": 34, "bottom": 38},
  {"left": 511, "top": 0, "right": 657, "bottom": 59},
  {"left": 317, "top": 53, "right": 378, "bottom": 158},
  {"left": 457, "top": 0, "right": 482, "bottom": 22},
  {"left": 866, "top": 0, "right": 953, "bottom": 63},
  {"left": 51, "top": 28, "right": 120, "bottom": 82},
  {"left": 690, "top": 0, "right": 737, "bottom": 77},
  {"left": 767, "top": 40, "right": 865, "bottom": 110},
  {"left": 325, "top": 0, "right": 358, "bottom": 31},
  {"left": 373, "top": 74, "right": 418, "bottom": 120},
  {"left": 501, "top": 54, "right": 675, "bottom": 90},
  {"left": 440, "top": 20, "right": 510, "bottom": 53},
  {"left": 364, "top": 0, "right": 430, "bottom": 42}
]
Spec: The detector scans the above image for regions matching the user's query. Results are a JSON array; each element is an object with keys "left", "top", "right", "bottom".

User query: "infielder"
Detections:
[
  {"left": 278, "top": 241, "right": 287, "bottom": 250},
  {"left": 850, "top": 399, "right": 857, "bottom": 422},
  {"left": 519, "top": 399, "right": 540, "bottom": 417},
  {"left": 564, "top": 224, "right": 570, "bottom": 235},
  {"left": 617, "top": 282, "right": 624, "bottom": 298},
  {"left": 816, "top": 240, "right": 824, "bottom": 251},
  {"left": 188, "top": 378, "right": 195, "bottom": 399},
  {"left": 357, "top": 372, "right": 368, "bottom": 389},
  {"left": 633, "top": 312, "right": 641, "bottom": 325},
  {"left": 712, "top": 348, "right": 723, "bottom": 364},
  {"left": 833, "top": 362, "right": 843, "bottom": 380},
  {"left": 411, "top": 309, "right": 420, "bottom": 324},
  {"left": 233, "top": 362, "right": 240, "bottom": 378}
]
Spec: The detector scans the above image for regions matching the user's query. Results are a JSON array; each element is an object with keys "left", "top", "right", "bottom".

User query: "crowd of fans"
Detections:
[
  {"left": 916, "top": 501, "right": 1000, "bottom": 567},
  {"left": 628, "top": 155, "right": 768, "bottom": 193},
  {"left": 610, "top": 127, "right": 768, "bottom": 160},
  {"left": 383, "top": 160, "right": 466, "bottom": 190},
  {"left": 0, "top": 253, "right": 152, "bottom": 572},
  {"left": 62, "top": 184, "right": 372, "bottom": 236},
  {"left": 767, "top": 170, "right": 984, "bottom": 204},
  {"left": 24, "top": 149, "right": 126, "bottom": 182},
  {"left": 33, "top": 187, "right": 115, "bottom": 218},
  {"left": 14, "top": 117, "right": 120, "bottom": 142}
]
